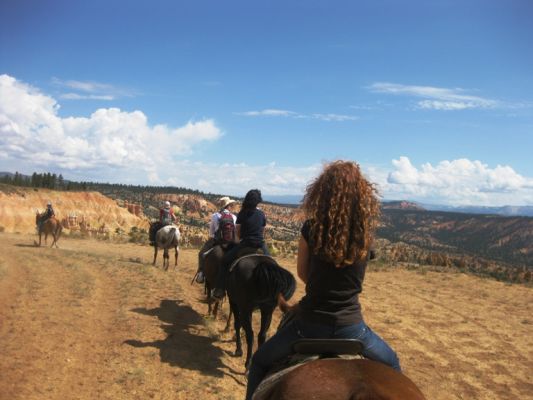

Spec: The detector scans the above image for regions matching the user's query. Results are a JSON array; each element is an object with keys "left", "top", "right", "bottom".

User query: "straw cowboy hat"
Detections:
[{"left": 218, "top": 196, "right": 236, "bottom": 209}]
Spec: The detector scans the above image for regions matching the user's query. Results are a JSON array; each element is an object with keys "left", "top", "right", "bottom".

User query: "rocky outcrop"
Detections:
[{"left": 0, "top": 184, "right": 148, "bottom": 234}]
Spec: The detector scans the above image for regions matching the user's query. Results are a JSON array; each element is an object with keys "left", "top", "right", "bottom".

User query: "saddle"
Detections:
[
  {"left": 252, "top": 339, "right": 364, "bottom": 400},
  {"left": 228, "top": 248, "right": 272, "bottom": 273}
]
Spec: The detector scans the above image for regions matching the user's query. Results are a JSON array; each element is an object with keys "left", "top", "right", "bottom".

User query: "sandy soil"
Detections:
[{"left": 0, "top": 233, "right": 531, "bottom": 400}]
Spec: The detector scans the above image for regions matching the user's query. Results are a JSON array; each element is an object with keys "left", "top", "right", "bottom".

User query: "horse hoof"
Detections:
[{"left": 234, "top": 349, "right": 243, "bottom": 357}]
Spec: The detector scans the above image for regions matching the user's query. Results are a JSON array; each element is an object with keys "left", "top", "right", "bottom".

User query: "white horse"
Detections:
[{"left": 153, "top": 224, "right": 180, "bottom": 271}]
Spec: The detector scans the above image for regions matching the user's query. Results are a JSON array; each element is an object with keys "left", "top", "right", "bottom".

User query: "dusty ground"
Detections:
[{"left": 0, "top": 233, "right": 531, "bottom": 400}]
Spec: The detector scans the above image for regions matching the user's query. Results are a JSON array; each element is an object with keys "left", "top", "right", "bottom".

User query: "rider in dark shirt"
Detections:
[
  {"left": 245, "top": 161, "right": 401, "bottom": 400},
  {"left": 44, "top": 201, "right": 55, "bottom": 219},
  {"left": 37, "top": 201, "right": 55, "bottom": 231},
  {"left": 212, "top": 189, "right": 269, "bottom": 300}
]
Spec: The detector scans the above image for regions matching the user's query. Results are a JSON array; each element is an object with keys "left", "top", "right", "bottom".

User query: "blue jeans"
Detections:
[{"left": 245, "top": 319, "right": 401, "bottom": 400}]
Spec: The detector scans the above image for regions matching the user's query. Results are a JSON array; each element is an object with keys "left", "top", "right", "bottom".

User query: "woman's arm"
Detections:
[{"left": 296, "top": 235, "right": 310, "bottom": 284}]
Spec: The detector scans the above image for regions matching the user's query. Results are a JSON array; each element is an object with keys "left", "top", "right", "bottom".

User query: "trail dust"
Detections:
[{"left": 0, "top": 233, "right": 531, "bottom": 400}]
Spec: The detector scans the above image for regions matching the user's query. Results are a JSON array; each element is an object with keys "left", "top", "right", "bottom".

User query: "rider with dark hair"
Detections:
[{"left": 212, "top": 189, "right": 269, "bottom": 300}]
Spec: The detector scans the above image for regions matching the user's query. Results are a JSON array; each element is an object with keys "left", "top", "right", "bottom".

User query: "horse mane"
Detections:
[{"left": 252, "top": 261, "right": 296, "bottom": 302}]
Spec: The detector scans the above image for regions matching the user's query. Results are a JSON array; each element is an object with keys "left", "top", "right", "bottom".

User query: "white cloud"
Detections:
[
  {"left": 369, "top": 82, "right": 498, "bottom": 110},
  {"left": 162, "top": 161, "right": 321, "bottom": 196},
  {"left": 311, "top": 113, "right": 358, "bottom": 122},
  {"left": 236, "top": 109, "right": 358, "bottom": 122},
  {"left": 236, "top": 109, "right": 297, "bottom": 117},
  {"left": 0, "top": 74, "right": 222, "bottom": 176},
  {"left": 52, "top": 77, "right": 134, "bottom": 101},
  {"left": 376, "top": 156, "right": 533, "bottom": 206},
  {"left": 60, "top": 93, "right": 115, "bottom": 101}
]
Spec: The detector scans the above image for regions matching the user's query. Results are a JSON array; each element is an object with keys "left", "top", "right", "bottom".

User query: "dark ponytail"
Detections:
[{"left": 242, "top": 189, "right": 262, "bottom": 210}]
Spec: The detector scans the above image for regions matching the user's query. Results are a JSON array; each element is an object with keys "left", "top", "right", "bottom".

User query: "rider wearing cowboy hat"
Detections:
[
  {"left": 37, "top": 201, "right": 55, "bottom": 231},
  {"left": 195, "top": 196, "right": 237, "bottom": 284}
]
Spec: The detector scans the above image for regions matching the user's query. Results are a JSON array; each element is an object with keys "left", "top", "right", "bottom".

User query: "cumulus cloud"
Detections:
[
  {"left": 0, "top": 74, "right": 222, "bottom": 178},
  {"left": 369, "top": 82, "right": 498, "bottom": 110},
  {"left": 163, "top": 161, "right": 321, "bottom": 196},
  {"left": 378, "top": 156, "right": 533, "bottom": 205}
]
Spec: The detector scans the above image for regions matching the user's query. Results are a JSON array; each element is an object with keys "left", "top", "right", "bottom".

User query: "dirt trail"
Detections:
[{"left": 0, "top": 233, "right": 532, "bottom": 400}]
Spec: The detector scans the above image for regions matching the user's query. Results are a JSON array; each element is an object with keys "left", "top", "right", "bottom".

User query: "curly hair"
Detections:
[{"left": 302, "top": 160, "right": 380, "bottom": 267}]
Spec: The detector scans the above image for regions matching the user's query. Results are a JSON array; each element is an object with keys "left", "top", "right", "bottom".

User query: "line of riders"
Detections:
[
  {"left": 37, "top": 161, "right": 424, "bottom": 399},
  {"left": 148, "top": 161, "right": 418, "bottom": 399},
  {"left": 149, "top": 190, "right": 269, "bottom": 302}
]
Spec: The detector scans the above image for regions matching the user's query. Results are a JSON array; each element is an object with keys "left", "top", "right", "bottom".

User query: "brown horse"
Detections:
[
  {"left": 35, "top": 213, "right": 62, "bottom": 248},
  {"left": 252, "top": 358, "right": 426, "bottom": 400}
]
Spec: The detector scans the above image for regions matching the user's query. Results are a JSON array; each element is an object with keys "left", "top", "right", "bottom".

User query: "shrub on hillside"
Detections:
[{"left": 128, "top": 226, "right": 148, "bottom": 244}]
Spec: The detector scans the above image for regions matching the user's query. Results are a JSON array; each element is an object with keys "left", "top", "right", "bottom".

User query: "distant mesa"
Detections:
[{"left": 382, "top": 200, "right": 425, "bottom": 211}]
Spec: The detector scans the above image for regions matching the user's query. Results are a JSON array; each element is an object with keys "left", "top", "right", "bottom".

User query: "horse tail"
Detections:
[
  {"left": 163, "top": 227, "right": 177, "bottom": 248},
  {"left": 253, "top": 262, "right": 296, "bottom": 302}
]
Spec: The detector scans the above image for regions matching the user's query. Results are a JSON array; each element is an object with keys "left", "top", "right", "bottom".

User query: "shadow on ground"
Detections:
[
  {"left": 15, "top": 243, "right": 40, "bottom": 248},
  {"left": 125, "top": 299, "right": 242, "bottom": 381}
]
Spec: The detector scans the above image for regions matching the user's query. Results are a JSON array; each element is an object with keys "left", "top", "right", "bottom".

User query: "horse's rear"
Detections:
[
  {"left": 226, "top": 256, "right": 296, "bottom": 370},
  {"left": 36, "top": 215, "right": 62, "bottom": 248},
  {"left": 253, "top": 358, "right": 426, "bottom": 400},
  {"left": 203, "top": 244, "right": 225, "bottom": 316},
  {"left": 153, "top": 225, "right": 180, "bottom": 270}
]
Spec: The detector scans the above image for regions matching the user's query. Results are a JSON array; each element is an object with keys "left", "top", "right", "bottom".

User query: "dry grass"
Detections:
[{"left": 0, "top": 232, "right": 531, "bottom": 400}]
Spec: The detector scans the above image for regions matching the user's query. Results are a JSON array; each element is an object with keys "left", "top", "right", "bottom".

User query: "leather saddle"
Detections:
[{"left": 252, "top": 339, "right": 364, "bottom": 400}]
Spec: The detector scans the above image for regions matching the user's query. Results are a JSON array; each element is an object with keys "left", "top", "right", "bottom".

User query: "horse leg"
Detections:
[
  {"left": 50, "top": 230, "right": 57, "bottom": 248},
  {"left": 212, "top": 298, "right": 219, "bottom": 319},
  {"left": 163, "top": 249, "right": 169, "bottom": 271},
  {"left": 223, "top": 307, "right": 233, "bottom": 333},
  {"left": 152, "top": 246, "right": 158, "bottom": 266},
  {"left": 231, "top": 301, "right": 243, "bottom": 357},
  {"left": 241, "top": 309, "right": 254, "bottom": 371},
  {"left": 174, "top": 246, "right": 179, "bottom": 268},
  {"left": 38, "top": 231, "right": 42, "bottom": 247},
  {"left": 53, "top": 226, "right": 61, "bottom": 248},
  {"left": 258, "top": 305, "right": 275, "bottom": 347},
  {"left": 206, "top": 281, "right": 213, "bottom": 316}
]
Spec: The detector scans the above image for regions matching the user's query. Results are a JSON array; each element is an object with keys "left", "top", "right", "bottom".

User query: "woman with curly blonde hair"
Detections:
[{"left": 246, "top": 160, "right": 401, "bottom": 400}]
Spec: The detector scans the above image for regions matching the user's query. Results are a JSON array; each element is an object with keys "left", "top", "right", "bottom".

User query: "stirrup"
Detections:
[{"left": 195, "top": 272, "right": 205, "bottom": 284}]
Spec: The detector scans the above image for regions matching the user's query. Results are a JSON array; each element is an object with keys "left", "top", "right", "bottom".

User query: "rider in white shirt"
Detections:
[{"left": 196, "top": 196, "right": 237, "bottom": 283}]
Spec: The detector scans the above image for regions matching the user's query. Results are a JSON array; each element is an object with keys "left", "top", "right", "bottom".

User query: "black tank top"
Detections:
[{"left": 298, "top": 220, "right": 367, "bottom": 326}]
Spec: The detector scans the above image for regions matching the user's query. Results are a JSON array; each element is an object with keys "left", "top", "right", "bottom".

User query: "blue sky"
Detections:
[{"left": 1, "top": 0, "right": 532, "bottom": 205}]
